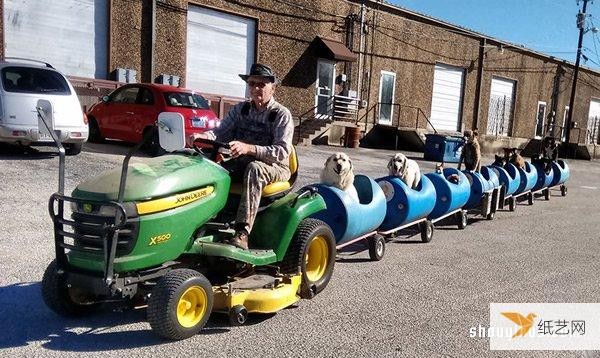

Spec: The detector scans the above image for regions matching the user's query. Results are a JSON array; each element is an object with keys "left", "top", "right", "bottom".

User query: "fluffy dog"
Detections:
[
  {"left": 321, "top": 152, "right": 359, "bottom": 201},
  {"left": 388, "top": 153, "right": 421, "bottom": 189},
  {"left": 458, "top": 130, "right": 481, "bottom": 172},
  {"left": 503, "top": 147, "right": 525, "bottom": 169},
  {"left": 492, "top": 154, "right": 507, "bottom": 167}
]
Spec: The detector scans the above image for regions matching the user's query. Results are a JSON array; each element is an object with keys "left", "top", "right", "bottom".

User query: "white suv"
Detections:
[{"left": 0, "top": 59, "right": 88, "bottom": 155}]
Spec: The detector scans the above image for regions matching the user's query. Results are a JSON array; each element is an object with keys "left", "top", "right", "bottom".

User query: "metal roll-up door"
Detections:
[
  {"left": 586, "top": 99, "right": 600, "bottom": 144},
  {"left": 4, "top": 0, "right": 108, "bottom": 79},
  {"left": 487, "top": 77, "right": 516, "bottom": 136},
  {"left": 186, "top": 6, "right": 256, "bottom": 98},
  {"left": 429, "top": 64, "right": 465, "bottom": 132}
]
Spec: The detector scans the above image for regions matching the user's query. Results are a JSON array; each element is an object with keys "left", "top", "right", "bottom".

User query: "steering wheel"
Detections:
[{"left": 192, "top": 138, "right": 231, "bottom": 162}]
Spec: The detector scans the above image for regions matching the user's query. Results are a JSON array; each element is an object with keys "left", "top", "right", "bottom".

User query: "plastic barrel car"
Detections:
[
  {"left": 549, "top": 160, "right": 570, "bottom": 196},
  {"left": 376, "top": 175, "right": 436, "bottom": 242},
  {"left": 425, "top": 168, "right": 470, "bottom": 229},
  {"left": 310, "top": 174, "right": 387, "bottom": 260},
  {"left": 531, "top": 161, "right": 555, "bottom": 200}
]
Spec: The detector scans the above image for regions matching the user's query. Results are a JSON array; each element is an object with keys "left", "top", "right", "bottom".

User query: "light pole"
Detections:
[{"left": 565, "top": 0, "right": 594, "bottom": 156}]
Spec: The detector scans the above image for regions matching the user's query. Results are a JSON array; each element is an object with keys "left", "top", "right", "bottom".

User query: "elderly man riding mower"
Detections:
[{"left": 41, "top": 64, "right": 336, "bottom": 340}]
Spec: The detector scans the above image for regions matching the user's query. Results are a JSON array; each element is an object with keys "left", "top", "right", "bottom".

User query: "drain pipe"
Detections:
[
  {"left": 357, "top": 3, "right": 366, "bottom": 101},
  {"left": 150, "top": 0, "right": 156, "bottom": 83},
  {"left": 472, "top": 37, "right": 485, "bottom": 130}
]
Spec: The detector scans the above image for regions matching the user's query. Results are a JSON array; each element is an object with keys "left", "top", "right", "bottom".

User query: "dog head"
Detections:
[
  {"left": 493, "top": 154, "right": 506, "bottom": 166},
  {"left": 388, "top": 153, "right": 408, "bottom": 177},
  {"left": 435, "top": 162, "right": 444, "bottom": 174},
  {"left": 463, "top": 130, "right": 478, "bottom": 144},
  {"left": 321, "top": 152, "right": 354, "bottom": 190}
]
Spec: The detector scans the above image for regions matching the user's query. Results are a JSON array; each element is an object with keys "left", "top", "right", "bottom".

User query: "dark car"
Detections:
[{"left": 87, "top": 83, "right": 220, "bottom": 155}]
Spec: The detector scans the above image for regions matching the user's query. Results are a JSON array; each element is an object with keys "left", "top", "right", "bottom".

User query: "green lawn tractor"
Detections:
[{"left": 40, "top": 110, "right": 336, "bottom": 340}]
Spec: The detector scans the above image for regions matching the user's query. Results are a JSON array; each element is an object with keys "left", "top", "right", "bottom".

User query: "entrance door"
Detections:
[
  {"left": 315, "top": 59, "right": 335, "bottom": 118},
  {"left": 378, "top": 71, "right": 396, "bottom": 125},
  {"left": 535, "top": 101, "right": 546, "bottom": 138}
]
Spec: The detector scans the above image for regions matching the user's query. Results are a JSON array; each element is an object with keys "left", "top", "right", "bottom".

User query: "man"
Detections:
[{"left": 187, "top": 63, "right": 294, "bottom": 250}]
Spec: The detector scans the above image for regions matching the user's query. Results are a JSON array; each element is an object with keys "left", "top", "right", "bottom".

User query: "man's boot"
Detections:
[{"left": 230, "top": 229, "right": 249, "bottom": 250}]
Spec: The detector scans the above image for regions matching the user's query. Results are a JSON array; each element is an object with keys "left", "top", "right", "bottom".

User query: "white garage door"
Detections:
[
  {"left": 4, "top": 0, "right": 108, "bottom": 79},
  {"left": 430, "top": 64, "right": 465, "bottom": 132},
  {"left": 586, "top": 99, "right": 600, "bottom": 144},
  {"left": 186, "top": 6, "right": 255, "bottom": 98},
  {"left": 487, "top": 77, "right": 516, "bottom": 136}
]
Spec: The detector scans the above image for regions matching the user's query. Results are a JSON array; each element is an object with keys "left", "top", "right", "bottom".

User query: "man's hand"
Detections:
[
  {"left": 187, "top": 132, "right": 209, "bottom": 147},
  {"left": 229, "top": 141, "right": 256, "bottom": 158}
]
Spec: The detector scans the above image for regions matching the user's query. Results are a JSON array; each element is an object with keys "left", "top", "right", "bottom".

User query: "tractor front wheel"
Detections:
[
  {"left": 147, "top": 269, "right": 213, "bottom": 340},
  {"left": 41, "top": 260, "right": 100, "bottom": 317},
  {"left": 280, "top": 218, "right": 336, "bottom": 299}
]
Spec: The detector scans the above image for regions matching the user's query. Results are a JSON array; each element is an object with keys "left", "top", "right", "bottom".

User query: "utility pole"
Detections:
[{"left": 564, "top": 0, "right": 591, "bottom": 155}]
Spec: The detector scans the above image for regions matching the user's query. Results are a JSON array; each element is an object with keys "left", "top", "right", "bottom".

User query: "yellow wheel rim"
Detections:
[
  {"left": 176, "top": 286, "right": 208, "bottom": 328},
  {"left": 305, "top": 235, "right": 329, "bottom": 282}
]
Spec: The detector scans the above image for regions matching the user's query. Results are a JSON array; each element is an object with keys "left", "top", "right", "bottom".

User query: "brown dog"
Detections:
[
  {"left": 503, "top": 147, "right": 525, "bottom": 169},
  {"left": 458, "top": 130, "right": 481, "bottom": 172}
]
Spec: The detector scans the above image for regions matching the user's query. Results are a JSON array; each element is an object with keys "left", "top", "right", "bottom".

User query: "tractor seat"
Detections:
[{"left": 229, "top": 146, "right": 298, "bottom": 199}]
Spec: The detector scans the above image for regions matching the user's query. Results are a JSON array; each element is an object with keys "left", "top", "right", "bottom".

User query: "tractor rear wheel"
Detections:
[
  {"left": 280, "top": 218, "right": 335, "bottom": 299},
  {"left": 147, "top": 269, "right": 213, "bottom": 340},
  {"left": 41, "top": 260, "right": 100, "bottom": 317}
]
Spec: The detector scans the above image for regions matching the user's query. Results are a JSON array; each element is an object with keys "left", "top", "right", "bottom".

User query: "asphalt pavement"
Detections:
[{"left": 0, "top": 140, "right": 599, "bottom": 357}]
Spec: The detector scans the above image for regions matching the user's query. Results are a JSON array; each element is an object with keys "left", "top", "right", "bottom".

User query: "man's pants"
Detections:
[{"left": 222, "top": 156, "right": 291, "bottom": 233}]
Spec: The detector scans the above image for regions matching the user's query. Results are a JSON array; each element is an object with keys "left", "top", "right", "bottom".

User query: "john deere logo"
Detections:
[{"left": 82, "top": 203, "right": 93, "bottom": 213}]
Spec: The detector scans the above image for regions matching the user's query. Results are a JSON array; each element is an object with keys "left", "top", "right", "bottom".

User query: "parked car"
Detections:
[
  {"left": 0, "top": 59, "right": 88, "bottom": 155},
  {"left": 87, "top": 83, "right": 220, "bottom": 156}
]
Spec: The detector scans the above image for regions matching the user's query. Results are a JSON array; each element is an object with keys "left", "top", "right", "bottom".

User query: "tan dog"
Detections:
[
  {"left": 321, "top": 152, "right": 359, "bottom": 201},
  {"left": 388, "top": 153, "right": 421, "bottom": 189},
  {"left": 458, "top": 130, "right": 481, "bottom": 172}
]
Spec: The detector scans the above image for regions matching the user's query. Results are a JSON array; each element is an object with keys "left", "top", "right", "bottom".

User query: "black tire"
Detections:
[
  {"left": 368, "top": 234, "right": 385, "bottom": 261},
  {"left": 229, "top": 305, "right": 248, "bottom": 326},
  {"left": 508, "top": 197, "right": 516, "bottom": 212},
  {"left": 486, "top": 210, "right": 495, "bottom": 220},
  {"left": 457, "top": 210, "right": 467, "bottom": 230},
  {"left": 280, "top": 218, "right": 335, "bottom": 299},
  {"left": 87, "top": 117, "right": 104, "bottom": 143},
  {"left": 528, "top": 192, "right": 534, "bottom": 205},
  {"left": 64, "top": 143, "right": 83, "bottom": 156},
  {"left": 419, "top": 220, "right": 434, "bottom": 243},
  {"left": 147, "top": 269, "right": 213, "bottom": 340},
  {"left": 544, "top": 188, "right": 550, "bottom": 201},
  {"left": 41, "top": 260, "right": 100, "bottom": 317},
  {"left": 561, "top": 185, "right": 567, "bottom": 196},
  {"left": 143, "top": 128, "right": 166, "bottom": 157}
]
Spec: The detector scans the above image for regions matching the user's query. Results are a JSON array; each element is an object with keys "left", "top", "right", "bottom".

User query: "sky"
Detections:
[{"left": 390, "top": 0, "right": 600, "bottom": 69}]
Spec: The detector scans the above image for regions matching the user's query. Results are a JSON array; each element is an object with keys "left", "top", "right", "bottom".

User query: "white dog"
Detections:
[
  {"left": 320, "top": 152, "right": 360, "bottom": 201},
  {"left": 388, "top": 153, "right": 421, "bottom": 189}
]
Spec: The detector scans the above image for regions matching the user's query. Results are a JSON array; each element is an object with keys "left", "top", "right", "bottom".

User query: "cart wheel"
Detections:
[
  {"left": 544, "top": 188, "right": 550, "bottom": 201},
  {"left": 280, "top": 218, "right": 336, "bottom": 299},
  {"left": 528, "top": 192, "right": 534, "bottom": 205},
  {"left": 508, "top": 197, "right": 516, "bottom": 212},
  {"left": 561, "top": 185, "right": 567, "bottom": 196},
  {"left": 147, "top": 269, "right": 213, "bottom": 340},
  {"left": 41, "top": 260, "right": 100, "bottom": 317},
  {"left": 486, "top": 210, "right": 495, "bottom": 220},
  {"left": 229, "top": 305, "right": 248, "bottom": 326},
  {"left": 368, "top": 234, "right": 385, "bottom": 261},
  {"left": 457, "top": 210, "right": 467, "bottom": 230},
  {"left": 419, "top": 220, "right": 434, "bottom": 243}
]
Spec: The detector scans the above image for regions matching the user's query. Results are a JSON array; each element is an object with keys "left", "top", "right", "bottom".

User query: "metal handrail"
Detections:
[
  {"left": 297, "top": 96, "right": 334, "bottom": 127},
  {"left": 356, "top": 102, "right": 437, "bottom": 134}
]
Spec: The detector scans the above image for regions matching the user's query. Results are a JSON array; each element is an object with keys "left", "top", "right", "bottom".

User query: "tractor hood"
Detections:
[{"left": 72, "top": 154, "right": 230, "bottom": 202}]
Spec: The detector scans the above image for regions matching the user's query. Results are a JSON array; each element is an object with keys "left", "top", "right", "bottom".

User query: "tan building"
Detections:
[{"left": 2, "top": 0, "right": 599, "bottom": 157}]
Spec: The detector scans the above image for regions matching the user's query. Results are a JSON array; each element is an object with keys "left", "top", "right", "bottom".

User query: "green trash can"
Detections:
[{"left": 423, "top": 134, "right": 464, "bottom": 163}]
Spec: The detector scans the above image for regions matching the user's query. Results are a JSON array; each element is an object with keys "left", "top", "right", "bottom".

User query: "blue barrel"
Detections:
[
  {"left": 550, "top": 160, "right": 570, "bottom": 186},
  {"left": 462, "top": 171, "right": 494, "bottom": 209},
  {"left": 310, "top": 175, "right": 387, "bottom": 245},
  {"left": 515, "top": 161, "right": 538, "bottom": 194},
  {"left": 532, "top": 161, "right": 555, "bottom": 191},
  {"left": 425, "top": 168, "right": 470, "bottom": 219},
  {"left": 375, "top": 175, "right": 436, "bottom": 231},
  {"left": 480, "top": 166, "right": 500, "bottom": 188},
  {"left": 490, "top": 163, "right": 521, "bottom": 196}
]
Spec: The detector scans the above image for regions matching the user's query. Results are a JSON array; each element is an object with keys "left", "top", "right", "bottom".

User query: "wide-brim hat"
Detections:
[{"left": 239, "top": 63, "right": 276, "bottom": 83}]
